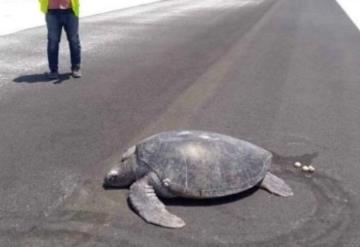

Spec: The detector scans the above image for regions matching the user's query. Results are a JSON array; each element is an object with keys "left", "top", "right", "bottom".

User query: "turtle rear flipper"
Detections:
[
  {"left": 260, "top": 172, "right": 293, "bottom": 197},
  {"left": 129, "top": 174, "right": 186, "bottom": 228}
]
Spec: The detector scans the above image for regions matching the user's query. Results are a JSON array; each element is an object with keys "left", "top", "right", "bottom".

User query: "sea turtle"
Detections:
[{"left": 104, "top": 130, "right": 293, "bottom": 228}]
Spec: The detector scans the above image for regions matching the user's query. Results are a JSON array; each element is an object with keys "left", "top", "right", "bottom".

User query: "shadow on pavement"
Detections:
[
  {"left": 13, "top": 73, "right": 72, "bottom": 84},
  {"left": 124, "top": 186, "right": 258, "bottom": 211},
  {"left": 161, "top": 186, "right": 258, "bottom": 207}
]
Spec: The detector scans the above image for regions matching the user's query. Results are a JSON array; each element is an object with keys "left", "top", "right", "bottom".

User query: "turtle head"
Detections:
[{"left": 103, "top": 155, "right": 137, "bottom": 188}]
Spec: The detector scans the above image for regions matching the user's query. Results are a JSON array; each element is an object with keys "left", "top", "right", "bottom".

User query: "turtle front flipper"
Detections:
[
  {"left": 260, "top": 172, "right": 293, "bottom": 197},
  {"left": 129, "top": 173, "right": 186, "bottom": 228}
]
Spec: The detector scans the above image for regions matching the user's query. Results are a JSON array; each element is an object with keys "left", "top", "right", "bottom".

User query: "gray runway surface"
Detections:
[{"left": 1, "top": 0, "right": 360, "bottom": 246}]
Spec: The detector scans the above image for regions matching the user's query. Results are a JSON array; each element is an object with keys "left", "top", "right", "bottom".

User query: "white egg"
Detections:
[
  {"left": 294, "top": 161, "right": 302, "bottom": 168},
  {"left": 302, "top": 166, "right": 310, "bottom": 172},
  {"left": 308, "top": 165, "right": 315, "bottom": 172}
]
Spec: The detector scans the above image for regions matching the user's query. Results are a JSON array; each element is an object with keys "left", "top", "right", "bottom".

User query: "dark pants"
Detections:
[{"left": 46, "top": 9, "right": 81, "bottom": 72}]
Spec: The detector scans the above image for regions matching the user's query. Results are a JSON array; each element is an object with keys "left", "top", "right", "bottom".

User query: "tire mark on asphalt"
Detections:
[
  {"left": 0, "top": 159, "right": 355, "bottom": 247},
  {"left": 125, "top": 0, "right": 279, "bottom": 144}
]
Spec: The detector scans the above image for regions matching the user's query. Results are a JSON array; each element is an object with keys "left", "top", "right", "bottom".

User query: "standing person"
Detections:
[{"left": 39, "top": 0, "right": 82, "bottom": 79}]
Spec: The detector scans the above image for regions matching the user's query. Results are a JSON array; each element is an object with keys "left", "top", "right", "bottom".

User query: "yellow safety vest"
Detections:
[{"left": 39, "top": 0, "right": 80, "bottom": 17}]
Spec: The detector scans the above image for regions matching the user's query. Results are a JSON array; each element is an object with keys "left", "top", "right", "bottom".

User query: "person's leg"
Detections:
[
  {"left": 46, "top": 11, "right": 62, "bottom": 75},
  {"left": 64, "top": 11, "right": 81, "bottom": 77}
]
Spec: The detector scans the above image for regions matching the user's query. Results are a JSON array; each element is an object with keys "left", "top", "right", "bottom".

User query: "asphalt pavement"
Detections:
[{"left": 0, "top": 0, "right": 360, "bottom": 246}]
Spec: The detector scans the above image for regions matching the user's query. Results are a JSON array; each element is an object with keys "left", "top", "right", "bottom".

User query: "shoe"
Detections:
[
  {"left": 72, "top": 68, "right": 82, "bottom": 78},
  {"left": 47, "top": 71, "right": 59, "bottom": 80}
]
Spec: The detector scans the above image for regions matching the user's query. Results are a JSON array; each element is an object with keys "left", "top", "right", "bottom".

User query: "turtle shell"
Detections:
[{"left": 136, "top": 131, "right": 272, "bottom": 198}]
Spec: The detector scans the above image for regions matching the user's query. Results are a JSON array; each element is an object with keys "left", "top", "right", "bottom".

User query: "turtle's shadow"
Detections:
[
  {"left": 13, "top": 73, "right": 72, "bottom": 84},
  {"left": 162, "top": 186, "right": 259, "bottom": 207},
  {"left": 126, "top": 186, "right": 259, "bottom": 210}
]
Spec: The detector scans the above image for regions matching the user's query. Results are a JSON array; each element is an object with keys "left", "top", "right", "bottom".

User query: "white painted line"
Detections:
[
  {"left": 336, "top": 0, "right": 360, "bottom": 31},
  {"left": 0, "top": 0, "right": 160, "bottom": 35}
]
